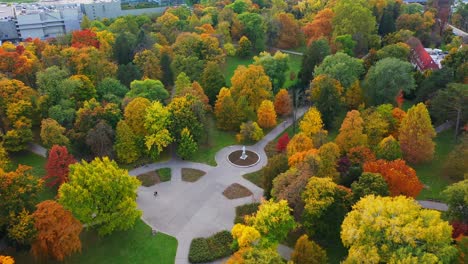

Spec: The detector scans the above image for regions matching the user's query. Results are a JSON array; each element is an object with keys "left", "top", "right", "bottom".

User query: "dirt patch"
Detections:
[
  {"left": 222, "top": 183, "right": 253, "bottom": 199},
  {"left": 228, "top": 150, "right": 259, "bottom": 167},
  {"left": 182, "top": 168, "right": 206, "bottom": 182},
  {"left": 137, "top": 171, "right": 160, "bottom": 187}
]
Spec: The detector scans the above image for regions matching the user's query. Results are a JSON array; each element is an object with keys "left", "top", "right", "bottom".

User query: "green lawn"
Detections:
[
  {"left": 10, "top": 219, "right": 177, "bottom": 264},
  {"left": 284, "top": 54, "right": 302, "bottom": 88},
  {"left": 189, "top": 115, "right": 237, "bottom": 166},
  {"left": 242, "top": 170, "right": 263, "bottom": 188},
  {"left": 157, "top": 168, "right": 172, "bottom": 182},
  {"left": 416, "top": 130, "right": 457, "bottom": 201},
  {"left": 223, "top": 56, "right": 254, "bottom": 86},
  {"left": 10, "top": 151, "right": 56, "bottom": 201}
]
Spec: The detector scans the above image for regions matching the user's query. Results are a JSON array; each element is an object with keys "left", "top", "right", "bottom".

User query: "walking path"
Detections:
[
  {"left": 129, "top": 107, "right": 308, "bottom": 264},
  {"left": 27, "top": 142, "right": 47, "bottom": 157}
]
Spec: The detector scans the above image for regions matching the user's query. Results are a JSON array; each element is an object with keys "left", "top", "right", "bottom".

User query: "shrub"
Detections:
[
  {"left": 188, "top": 231, "right": 234, "bottom": 263},
  {"left": 157, "top": 168, "right": 171, "bottom": 182},
  {"left": 234, "top": 203, "right": 260, "bottom": 224}
]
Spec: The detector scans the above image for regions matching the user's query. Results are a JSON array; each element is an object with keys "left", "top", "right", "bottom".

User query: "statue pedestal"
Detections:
[{"left": 240, "top": 154, "right": 248, "bottom": 160}]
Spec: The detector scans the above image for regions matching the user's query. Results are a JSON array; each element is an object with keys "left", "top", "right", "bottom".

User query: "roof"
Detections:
[{"left": 406, "top": 37, "right": 440, "bottom": 71}]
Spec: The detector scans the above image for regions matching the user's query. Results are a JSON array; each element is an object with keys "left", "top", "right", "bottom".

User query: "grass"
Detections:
[
  {"left": 284, "top": 54, "right": 302, "bottom": 88},
  {"left": 10, "top": 151, "right": 56, "bottom": 201},
  {"left": 223, "top": 56, "right": 254, "bottom": 86},
  {"left": 242, "top": 170, "right": 263, "bottom": 188},
  {"left": 181, "top": 168, "right": 206, "bottom": 182},
  {"left": 157, "top": 168, "right": 171, "bottom": 182},
  {"left": 415, "top": 129, "right": 458, "bottom": 201},
  {"left": 189, "top": 115, "right": 237, "bottom": 166},
  {"left": 9, "top": 219, "right": 177, "bottom": 264},
  {"left": 119, "top": 149, "right": 171, "bottom": 170},
  {"left": 222, "top": 183, "right": 253, "bottom": 199}
]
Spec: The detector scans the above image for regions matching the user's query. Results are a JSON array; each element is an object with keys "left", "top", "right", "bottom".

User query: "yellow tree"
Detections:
[
  {"left": 124, "top": 97, "right": 151, "bottom": 136},
  {"left": 300, "top": 107, "right": 328, "bottom": 146},
  {"left": 335, "top": 110, "right": 368, "bottom": 153},
  {"left": 257, "top": 100, "right": 277, "bottom": 128},
  {"left": 399, "top": 103, "right": 436, "bottom": 164},
  {"left": 214, "top": 88, "right": 240, "bottom": 131},
  {"left": 291, "top": 234, "right": 328, "bottom": 264},
  {"left": 0, "top": 256, "right": 14, "bottom": 264},
  {"left": 341, "top": 195, "right": 458, "bottom": 263},
  {"left": 287, "top": 133, "right": 314, "bottom": 157},
  {"left": 274, "top": 89, "right": 292, "bottom": 116},
  {"left": 317, "top": 142, "right": 341, "bottom": 181},
  {"left": 144, "top": 101, "right": 173, "bottom": 157},
  {"left": 344, "top": 81, "right": 364, "bottom": 109},
  {"left": 230, "top": 65, "right": 272, "bottom": 111}
]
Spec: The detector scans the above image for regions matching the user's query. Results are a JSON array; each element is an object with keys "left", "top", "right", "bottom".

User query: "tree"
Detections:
[
  {"left": 237, "top": 121, "right": 264, "bottom": 142},
  {"left": 299, "top": 107, "right": 327, "bottom": 145},
  {"left": 44, "top": 145, "right": 76, "bottom": 188},
  {"left": 231, "top": 224, "right": 261, "bottom": 249},
  {"left": 124, "top": 97, "right": 151, "bottom": 137},
  {"left": 376, "top": 135, "right": 402, "bottom": 161},
  {"left": 36, "top": 66, "right": 70, "bottom": 107},
  {"left": 133, "top": 49, "right": 161, "bottom": 80},
  {"left": 117, "top": 63, "right": 142, "bottom": 88},
  {"left": 335, "top": 35, "right": 357, "bottom": 56},
  {"left": 274, "top": 89, "right": 292, "bottom": 116},
  {"left": 399, "top": 103, "right": 436, "bottom": 164},
  {"left": 0, "top": 256, "right": 14, "bottom": 264},
  {"left": 245, "top": 199, "right": 296, "bottom": 247},
  {"left": 96, "top": 78, "right": 128, "bottom": 103},
  {"left": 32, "top": 201, "right": 82, "bottom": 261},
  {"left": 276, "top": 133, "right": 289, "bottom": 153},
  {"left": 309, "top": 75, "right": 344, "bottom": 128},
  {"left": 314, "top": 52, "right": 364, "bottom": 89},
  {"left": 430, "top": 83, "right": 468, "bottom": 138},
  {"left": 262, "top": 154, "right": 288, "bottom": 199},
  {"left": 299, "top": 38, "right": 331, "bottom": 86},
  {"left": 275, "top": 13, "right": 302, "bottom": 49},
  {"left": 344, "top": 81, "right": 364, "bottom": 110},
  {"left": 291, "top": 234, "right": 327, "bottom": 264},
  {"left": 257, "top": 100, "right": 277, "bottom": 128},
  {"left": 317, "top": 142, "right": 340, "bottom": 181},
  {"left": 303, "top": 8, "right": 334, "bottom": 45},
  {"left": 351, "top": 172, "right": 389, "bottom": 202},
  {"left": 376, "top": 42, "right": 410, "bottom": 61},
  {"left": 0, "top": 165, "right": 42, "bottom": 231},
  {"left": 113, "top": 33, "right": 135, "bottom": 65},
  {"left": 230, "top": 65, "right": 272, "bottom": 111},
  {"left": 442, "top": 135, "right": 468, "bottom": 181},
  {"left": 58, "top": 157, "right": 141, "bottom": 236},
  {"left": 168, "top": 96, "right": 204, "bottom": 142},
  {"left": 177, "top": 127, "right": 198, "bottom": 159},
  {"left": 336, "top": 110, "right": 368, "bottom": 153},
  {"left": 341, "top": 195, "right": 458, "bottom": 263},
  {"left": 85, "top": 121, "right": 115, "bottom": 158},
  {"left": 7, "top": 209, "right": 36, "bottom": 246},
  {"left": 238, "top": 12, "right": 266, "bottom": 51},
  {"left": 114, "top": 120, "right": 140, "bottom": 164},
  {"left": 80, "top": 15, "right": 91, "bottom": 29},
  {"left": 127, "top": 79, "right": 169, "bottom": 102},
  {"left": 160, "top": 50, "right": 174, "bottom": 86},
  {"left": 144, "top": 101, "right": 173, "bottom": 158},
  {"left": 0, "top": 143, "right": 10, "bottom": 171},
  {"left": 378, "top": 5, "right": 397, "bottom": 36},
  {"left": 237, "top": 36, "right": 252, "bottom": 58},
  {"left": 365, "top": 58, "right": 415, "bottom": 105},
  {"left": 201, "top": 61, "right": 226, "bottom": 105},
  {"left": 174, "top": 72, "right": 191, "bottom": 95},
  {"left": 347, "top": 146, "right": 376, "bottom": 166},
  {"left": 40, "top": 118, "right": 69, "bottom": 148},
  {"left": 363, "top": 159, "right": 423, "bottom": 198},
  {"left": 214, "top": 88, "right": 241, "bottom": 131},
  {"left": 253, "top": 51, "right": 289, "bottom": 93},
  {"left": 442, "top": 180, "right": 468, "bottom": 223},
  {"left": 362, "top": 109, "right": 389, "bottom": 147},
  {"left": 71, "top": 29, "right": 99, "bottom": 49},
  {"left": 287, "top": 133, "right": 314, "bottom": 157}
]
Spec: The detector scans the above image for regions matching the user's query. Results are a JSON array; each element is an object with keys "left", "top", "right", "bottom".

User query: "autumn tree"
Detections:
[
  {"left": 44, "top": 145, "right": 76, "bottom": 188},
  {"left": 363, "top": 159, "right": 423, "bottom": 198},
  {"left": 144, "top": 101, "right": 173, "bottom": 158},
  {"left": 299, "top": 38, "right": 331, "bottom": 86},
  {"left": 351, "top": 172, "right": 389, "bottom": 202},
  {"left": 287, "top": 133, "right": 314, "bottom": 157},
  {"left": 7, "top": 209, "right": 36, "bottom": 246},
  {"left": 0, "top": 165, "right": 42, "bottom": 231},
  {"left": 291, "top": 234, "right": 327, "bottom": 264},
  {"left": 124, "top": 97, "right": 151, "bottom": 136},
  {"left": 365, "top": 58, "right": 415, "bottom": 105},
  {"left": 376, "top": 42, "right": 410, "bottom": 61},
  {"left": 0, "top": 143, "right": 9, "bottom": 171},
  {"left": 344, "top": 81, "right": 364, "bottom": 109},
  {"left": 299, "top": 107, "right": 327, "bottom": 147},
  {"left": 262, "top": 154, "right": 289, "bottom": 199},
  {"left": 177, "top": 127, "right": 198, "bottom": 159},
  {"left": 168, "top": 96, "right": 204, "bottom": 143},
  {"left": 442, "top": 135, "right": 468, "bottom": 181},
  {"left": 314, "top": 52, "right": 365, "bottom": 88},
  {"left": 274, "top": 89, "right": 292, "bottom": 116},
  {"left": 376, "top": 135, "right": 402, "bottom": 161},
  {"left": 347, "top": 146, "right": 376, "bottom": 166},
  {"left": 253, "top": 51, "right": 289, "bottom": 93},
  {"left": 399, "top": 103, "right": 436, "bottom": 164},
  {"left": 341, "top": 195, "right": 458, "bottom": 263},
  {"left": 71, "top": 29, "right": 99, "bottom": 49},
  {"left": 317, "top": 142, "right": 340, "bottom": 181},
  {"left": 309, "top": 75, "right": 343, "bottom": 128},
  {"left": 32, "top": 201, "right": 82, "bottom": 261},
  {"left": 214, "top": 88, "right": 240, "bottom": 131},
  {"left": 114, "top": 120, "right": 140, "bottom": 164},
  {"left": 303, "top": 8, "right": 334, "bottom": 45},
  {"left": 133, "top": 49, "right": 161, "bottom": 80},
  {"left": 0, "top": 256, "right": 14, "bottom": 264},
  {"left": 127, "top": 79, "right": 169, "bottom": 102},
  {"left": 276, "top": 133, "right": 289, "bottom": 153},
  {"left": 85, "top": 120, "right": 115, "bottom": 158},
  {"left": 39, "top": 118, "right": 69, "bottom": 148},
  {"left": 257, "top": 100, "right": 277, "bottom": 128},
  {"left": 230, "top": 65, "right": 272, "bottom": 111},
  {"left": 236, "top": 36, "right": 252, "bottom": 58},
  {"left": 275, "top": 13, "right": 302, "bottom": 49},
  {"left": 236, "top": 121, "right": 264, "bottom": 142},
  {"left": 201, "top": 61, "right": 226, "bottom": 105},
  {"left": 362, "top": 109, "right": 389, "bottom": 147},
  {"left": 336, "top": 110, "right": 368, "bottom": 153},
  {"left": 58, "top": 157, "right": 141, "bottom": 236}
]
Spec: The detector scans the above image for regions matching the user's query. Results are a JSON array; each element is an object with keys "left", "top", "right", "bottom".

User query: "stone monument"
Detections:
[{"left": 240, "top": 146, "right": 248, "bottom": 160}]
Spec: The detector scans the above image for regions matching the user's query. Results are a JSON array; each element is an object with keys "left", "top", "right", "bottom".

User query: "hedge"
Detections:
[
  {"left": 234, "top": 203, "right": 260, "bottom": 224},
  {"left": 188, "top": 230, "right": 234, "bottom": 263}
]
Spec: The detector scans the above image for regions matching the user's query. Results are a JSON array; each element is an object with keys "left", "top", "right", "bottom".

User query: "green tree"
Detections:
[
  {"left": 201, "top": 61, "right": 226, "bottom": 105},
  {"left": 117, "top": 63, "right": 142, "bottom": 88},
  {"left": 80, "top": 15, "right": 91, "bottom": 29},
  {"left": 299, "top": 38, "right": 331, "bottom": 86},
  {"left": 58, "top": 157, "right": 141, "bottom": 236},
  {"left": 36, "top": 66, "right": 71, "bottom": 107},
  {"left": 237, "top": 36, "right": 252, "bottom": 58},
  {"left": 314, "top": 52, "right": 364, "bottom": 88},
  {"left": 341, "top": 195, "right": 458, "bottom": 263},
  {"left": 365, "top": 58, "right": 415, "bottom": 105},
  {"left": 442, "top": 134, "right": 468, "bottom": 181},
  {"left": 96, "top": 78, "right": 128, "bottom": 103},
  {"left": 238, "top": 13, "right": 266, "bottom": 51},
  {"left": 160, "top": 51, "right": 174, "bottom": 86},
  {"left": 114, "top": 120, "right": 140, "bottom": 164},
  {"left": 442, "top": 180, "right": 468, "bottom": 222},
  {"left": 177, "top": 127, "right": 198, "bottom": 159},
  {"left": 214, "top": 88, "right": 241, "bottom": 131},
  {"left": 376, "top": 43, "right": 410, "bottom": 61},
  {"left": 309, "top": 75, "right": 344, "bottom": 128},
  {"left": 334, "top": 35, "right": 356, "bottom": 57},
  {"left": 237, "top": 121, "right": 264, "bottom": 142},
  {"left": 376, "top": 135, "right": 402, "bottom": 161},
  {"left": 253, "top": 51, "right": 289, "bottom": 93},
  {"left": 351, "top": 172, "right": 389, "bottom": 202},
  {"left": 144, "top": 101, "right": 173, "bottom": 158},
  {"left": 291, "top": 234, "right": 327, "bottom": 264},
  {"left": 168, "top": 96, "right": 204, "bottom": 142},
  {"left": 127, "top": 79, "right": 169, "bottom": 102},
  {"left": 40, "top": 118, "right": 69, "bottom": 148}
]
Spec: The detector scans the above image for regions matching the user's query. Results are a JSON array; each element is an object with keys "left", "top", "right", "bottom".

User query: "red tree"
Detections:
[
  {"left": 43, "top": 145, "right": 76, "bottom": 188},
  {"left": 71, "top": 29, "right": 99, "bottom": 49},
  {"left": 276, "top": 133, "right": 290, "bottom": 152},
  {"left": 363, "top": 159, "right": 423, "bottom": 198}
]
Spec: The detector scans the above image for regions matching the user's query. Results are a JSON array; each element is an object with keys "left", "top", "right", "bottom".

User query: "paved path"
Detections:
[
  {"left": 417, "top": 200, "right": 448, "bottom": 211},
  {"left": 129, "top": 107, "right": 307, "bottom": 264},
  {"left": 27, "top": 142, "right": 47, "bottom": 157},
  {"left": 449, "top": 24, "right": 468, "bottom": 38}
]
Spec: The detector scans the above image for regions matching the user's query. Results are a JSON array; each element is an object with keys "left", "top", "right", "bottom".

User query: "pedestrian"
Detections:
[{"left": 154, "top": 191, "right": 158, "bottom": 197}]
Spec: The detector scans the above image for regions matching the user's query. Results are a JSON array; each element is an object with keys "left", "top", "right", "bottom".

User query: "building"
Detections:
[
  {"left": 406, "top": 37, "right": 440, "bottom": 71},
  {"left": 80, "top": 1, "right": 121, "bottom": 20}
]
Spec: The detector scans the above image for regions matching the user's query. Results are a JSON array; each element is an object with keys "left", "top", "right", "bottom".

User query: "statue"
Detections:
[{"left": 240, "top": 146, "right": 248, "bottom": 160}]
